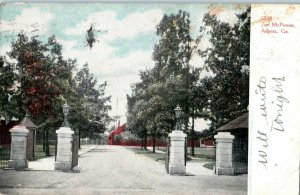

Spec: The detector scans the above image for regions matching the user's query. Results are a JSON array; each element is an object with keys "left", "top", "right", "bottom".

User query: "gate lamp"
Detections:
[
  {"left": 62, "top": 101, "right": 70, "bottom": 127},
  {"left": 174, "top": 104, "right": 182, "bottom": 130}
]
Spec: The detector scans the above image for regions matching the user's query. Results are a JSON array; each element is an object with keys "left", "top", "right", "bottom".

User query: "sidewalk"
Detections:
[
  {"left": 28, "top": 144, "right": 98, "bottom": 171},
  {"left": 186, "top": 161, "right": 214, "bottom": 176}
]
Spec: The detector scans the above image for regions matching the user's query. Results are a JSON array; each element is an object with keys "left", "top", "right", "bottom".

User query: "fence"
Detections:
[
  {"left": 232, "top": 137, "right": 248, "bottom": 174},
  {"left": 71, "top": 137, "right": 79, "bottom": 169},
  {"left": 110, "top": 137, "right": 214, "bottom": 149},
  {"left": 0, "top": 145, "right": 10, "bottom": 169},
  {"left": 80, "top": 137, "right": 100, "bottom": 145},
  {"left": 111, "top": 138, "right": 168, "bottom": 147},
  {"left": 187, "top": 139, "right": 201, "bottom": 147},
  {"left": 185, "top": 138, "right": 187, "bottom": 166},
  {"left": 165, "top": 138, "right": 170, "bottom": 173}
]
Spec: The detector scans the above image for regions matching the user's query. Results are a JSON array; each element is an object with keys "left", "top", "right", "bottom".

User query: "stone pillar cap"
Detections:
[
  {"left": 214, "top": 132, "right": 234, "bottom": 139},
  {"left": 56, "top": 127, "right": 74, "bottom": 134},
  {"left": 9, "top": 125, "right": 29, "bottom": 133},
  {"left": 169, "top": 130, "right": 187, "bottom": 138}
]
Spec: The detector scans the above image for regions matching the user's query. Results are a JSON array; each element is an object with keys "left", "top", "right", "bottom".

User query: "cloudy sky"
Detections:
[{"left": 0, "top": 3, "right": 247, "bottom": 130}]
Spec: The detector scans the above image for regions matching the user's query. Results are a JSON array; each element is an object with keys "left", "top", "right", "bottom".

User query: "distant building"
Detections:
[{"left": 199, "top": 136, "right": 215, "bottom": 147}]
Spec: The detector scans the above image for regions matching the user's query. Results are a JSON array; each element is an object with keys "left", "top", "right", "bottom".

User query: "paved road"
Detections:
[{"left": 0, "top": 145, "right": 247, "bottom": 194}]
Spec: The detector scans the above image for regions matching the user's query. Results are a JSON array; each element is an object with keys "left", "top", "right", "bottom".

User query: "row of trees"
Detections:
[
  {"left": 127, "top": 7, "right": 250, "bottom": 155},
  {"left": 0, "top": 34, "right": 111, "bottom": 155}
]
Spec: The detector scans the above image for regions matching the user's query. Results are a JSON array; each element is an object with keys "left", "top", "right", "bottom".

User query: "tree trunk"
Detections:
[
  {"left": 45, "top": 129, "right": 50, "bottom": 156},
  {"left": 55, "top": 136, "right": 57, "bottom": 161},
  {"left": 144, "top": 133, "right": 147, "bottom": 150},
  {"left": 152, "top": 137, "right": 156, "bottom": 153},
  {"left": 42, "top": 129, "right": 46, "bottom": 152},
  {"left": 141, "top": 138, "right": 144, "bottom": 150},
  {"left": 78, "top": 129, "right": 81, "bottom": 149},
  {"left": 191, "top": 104, "right": 195, "bottom": 156}
]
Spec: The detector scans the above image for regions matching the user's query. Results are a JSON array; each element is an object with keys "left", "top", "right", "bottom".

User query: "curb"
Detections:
[{"left": 78, "top": 145, "right": 98, "bottom": 156}]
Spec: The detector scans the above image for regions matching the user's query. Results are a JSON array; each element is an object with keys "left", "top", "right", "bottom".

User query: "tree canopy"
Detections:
[
  {"left": 127, "top": 7, "right": 250, "bottom": 153},
  {"left": 0, "top": 33, "right": 112, "bottom": 154},
  {"left": 199, "top": 7, "right": 250, "bottom": 129}
]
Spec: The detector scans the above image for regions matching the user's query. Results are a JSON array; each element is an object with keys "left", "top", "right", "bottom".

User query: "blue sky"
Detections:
[{"left": 0, "top": 3, "right": 248, "bottom": 130}]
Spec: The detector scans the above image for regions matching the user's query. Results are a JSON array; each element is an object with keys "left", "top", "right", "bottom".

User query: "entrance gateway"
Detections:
[{"left": 8, "top": 102, "right": 79, "bottom": 171}]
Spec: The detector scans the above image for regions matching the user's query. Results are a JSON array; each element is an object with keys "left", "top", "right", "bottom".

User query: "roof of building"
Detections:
[
  {"left": 19, "top": 114, "right": 38, "bottom": 129},
  {"left": 215, "top": 112, "right": 248, "bottom": 132}
]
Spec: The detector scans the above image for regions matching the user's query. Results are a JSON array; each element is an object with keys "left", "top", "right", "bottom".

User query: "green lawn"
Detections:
[
  {"left": 187, "top": 147, "right": 216, "bottom": 160},
  {"left": 127, "top": 146, "right": 216, "bottom": 173},
  {"left": 34, "top": 144, "right": 56, "bottom": 160},
  {"left": 192, "top": 154, "right": 215, "bottom": 160},
  {"left": 128, "top": 148, "right": 166, "bottom": 162},
  {"left": 128, "top": 147, "right": 214, "bottom": 164}
]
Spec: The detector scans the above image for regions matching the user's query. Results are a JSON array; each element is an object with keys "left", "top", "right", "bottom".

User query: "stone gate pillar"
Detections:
[
  {"left": 214, "top": 132, "right": 235, "bottom": 175},
  {"left": 168, "top": 130, "right": 187, "bottom": 175},
  {"left": 8, "top": 125, "right": 29, "bottom": 170},
  {"left": 54, "top": 127, "right": 74, "bottom": 171}
]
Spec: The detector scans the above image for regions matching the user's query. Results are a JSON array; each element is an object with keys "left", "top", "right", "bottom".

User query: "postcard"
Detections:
[{"left": 0, "top": 2, "right": 298, "bottom": 195}]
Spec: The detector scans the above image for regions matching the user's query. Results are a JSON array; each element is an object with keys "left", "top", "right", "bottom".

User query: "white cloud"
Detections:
[
  {"left": 102, "top": 50, "right": 153, "bottom": 74},
  {"left": 58, "top": 39, "right": 77, "bottom": 51},
  {"left": 217, "top": 9, "right": 239, "bottom": 26},
  {"left": 193, "top": 5, "right": 243, "bottom": 31},
  {"left": 62, "top": 39, "right": 116, "bottom": 68},
  {"left": 113, "top": 9, "right": 163, "bottom": 40},
  {"left": 65, "top": 9, "right": 163, "bottom": 41},
  {"left": 65, "top": 11, "right": 116, "bottom": 36},
  {"left": 61, "top": 40, "right": 153, "bottom": 75},
  {"left": 0, "top": 8, "right": 54, "bottom": 34}
]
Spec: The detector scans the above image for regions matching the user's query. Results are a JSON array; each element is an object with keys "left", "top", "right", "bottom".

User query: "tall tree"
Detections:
[
  {"left": 127, "top": 10, "right": 205, "bottom": 154},
  {"left": 7, "top": 34, "right": 77, "bottom": 155},
  {"left": 199, "top": 7, "right": 250, "bottom": 129},
  {"left": 73, "top": 64, "right": 111, "bottom": 147},
  {"left": 151, "top": 10, "right": 203, "bottom": 154},
  {"left": 127, "top": 70, "right": 154, "bottom": 150}
]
